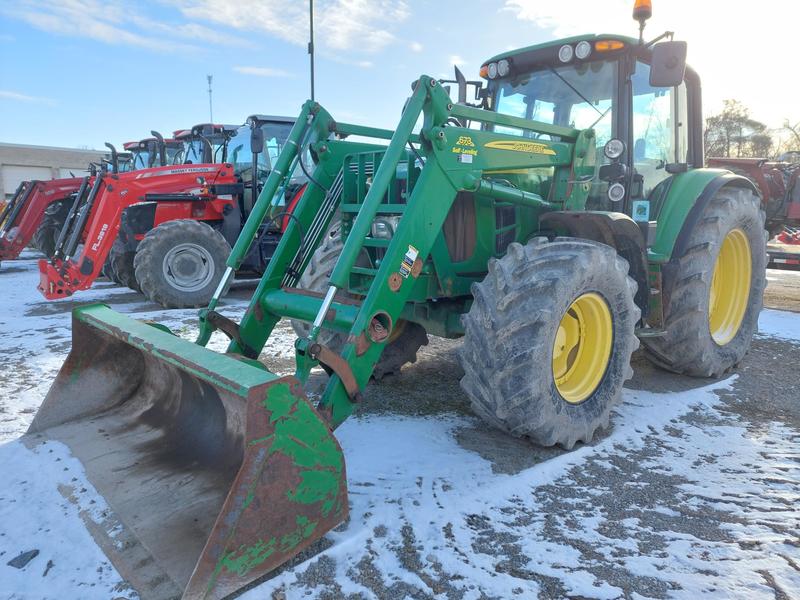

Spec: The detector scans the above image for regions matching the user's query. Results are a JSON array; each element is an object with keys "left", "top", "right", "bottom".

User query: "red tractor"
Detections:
[
  {"left": 0, "top": 133, "right": 182, "bottom": 266},
  {"left": 38, "top": 116, "right": 301, "bottom": 307},
  {"left": 708, "top": 151, "right": 800, "bottom": 268}
]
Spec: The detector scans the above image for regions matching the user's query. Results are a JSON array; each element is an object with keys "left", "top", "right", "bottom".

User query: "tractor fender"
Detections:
[
  {"left": 649, "top": 168, "right": 758, "bottom": 262},
  {"left": 220, "top": 198, "right": 242, "bottom": 246},
  {"left": 539, "top": 210, "right": 649, "bottom": 316}
]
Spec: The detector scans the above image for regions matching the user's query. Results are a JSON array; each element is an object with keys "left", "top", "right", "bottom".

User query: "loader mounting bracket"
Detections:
[
  {"left": 311, "top": 343, "right": 362, "bottom": 403},
  {"left": 204, "top": 310, "right": 259, "bottom": 358},
  {"left": 296, "top": 339, "right": 362, "bottom": 404}
]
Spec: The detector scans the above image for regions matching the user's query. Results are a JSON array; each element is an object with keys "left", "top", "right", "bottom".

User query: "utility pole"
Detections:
[
  {"left": 207, "top": 74, "right": 214, "bottom": 122},
  {"left": 308, "top": 0, "right": 315, "bottom": 101}
]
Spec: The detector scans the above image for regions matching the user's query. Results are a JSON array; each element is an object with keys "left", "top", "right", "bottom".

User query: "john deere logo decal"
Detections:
[{"left": 484, "top": 140, "right": 556, "bottom": 155}]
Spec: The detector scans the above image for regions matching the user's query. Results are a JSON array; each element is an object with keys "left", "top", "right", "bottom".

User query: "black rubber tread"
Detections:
[
  {"left": 290, "top": 225, "right": 429, "bottom": 379},
  {"left": 458, "top": 237, "right": 640, "bottom": 449},
  {"left": 101, "top": 259, "right": 116, "bottom": 282},
  {"left": 32, "top": 200, "right": 70, "bottom": 257},
  {"left": 641, "top": 186, "right": 767, "bottom": 377},
  {"left": 109, "top": 238, "right": 140, "bottom": 291},
  {"left": 133, "top": 219, "right": 231, "bottom": 309}
]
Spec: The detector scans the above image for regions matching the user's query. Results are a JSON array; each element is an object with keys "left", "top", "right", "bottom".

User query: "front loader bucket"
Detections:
[{"left": 24, "top": 304, "right": 347, "bottom": 599}]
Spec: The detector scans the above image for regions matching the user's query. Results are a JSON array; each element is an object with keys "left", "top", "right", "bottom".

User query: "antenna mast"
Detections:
[
  {"left": 207, "top": 74, "right": 214, "bottom": 122},
  {"left": 309, "top": 0, "right": 315, "bottom": 101}
]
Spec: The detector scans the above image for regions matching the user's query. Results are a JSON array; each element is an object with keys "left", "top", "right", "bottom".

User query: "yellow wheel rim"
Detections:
[
  {"left": 709, "top": 228, "right": 751, "bottom": 346},
  {"left": 552, "top": 292, "right": 614, "bottom": 404}
]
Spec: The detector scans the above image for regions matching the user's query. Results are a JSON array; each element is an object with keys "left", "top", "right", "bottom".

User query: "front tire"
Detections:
[
  {"left": 134, "top": 220, "right": 231, "bottom": 308},
  {"left": 32, "top": 200, "right": 71, "bottom": 257},
  {"left": 109, "top": 238, "right": 140, "bottom": 291},
  {"left": 641, "top": 186, "right": 766, "bottom": 377},
  {"left": 459, "top": 237, "right": 640, "bottom": 449}
]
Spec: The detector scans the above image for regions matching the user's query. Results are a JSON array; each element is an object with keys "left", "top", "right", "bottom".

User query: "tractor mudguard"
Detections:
[
  {"left": 24, "top": 304, "right": 347, "bottom": 600},
  {"left": 539, "top": 210, "right": 649, "bottom": 315},
  {"left": 220, "top": 198, "right": 242, "bottom": 247},
  {"left": 648, "top": 168, "right": 758, "bottom": 262}
]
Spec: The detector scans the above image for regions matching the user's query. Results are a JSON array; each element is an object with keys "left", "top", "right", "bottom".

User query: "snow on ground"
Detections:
[
  {"left": 245, "top": 380, "right": 800, "bottom": 599},
  {"left": 759, "top": 308, "right": 800, "bottom": 343},
  {"left": 0, "top": 441, "right": 136, "bottom": 600},
  {"left": 1, "top": 251, "right": 799, "bottom": 599}
]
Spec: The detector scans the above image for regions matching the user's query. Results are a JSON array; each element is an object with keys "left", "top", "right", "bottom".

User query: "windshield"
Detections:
[
  {"left": 494, "top": 59, "right": 616, "bottom": 145},
  {"left": 166, "top": 145, "right": 183, "bottom": 165},
  {"left": 180, "top": 139, "right": 206, "bottom": 164},
  {"left": 493, "top": 59, "right": 617, "bottom": 207},
  {"left": 118, "top": 157, "right": 133, "bottom": 173},
  {"left": 132, "top": 150, "right": 152, "bottom": 170},
  {"left": 226, "top": 121, "right": 294, "bottom": 177}
]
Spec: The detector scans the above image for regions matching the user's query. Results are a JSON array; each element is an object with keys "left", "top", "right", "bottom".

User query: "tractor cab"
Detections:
[
  {"left": 224, "top": 115, "right": 299, "bottom": 215},
  {"left": 174, "top": 123, "right": 239, "bottom": 165},
  {"left": 480, "top": 33, "right": 699, "bottom": 221},
  {"left": 115, "top": 152, "right": 134, "bottom": 173},
  {"left": 225, "top": 115, "right": 295, "bottom": 180},
  {"left": 124, "top": 135, "right": 183, "bottom": 170}
]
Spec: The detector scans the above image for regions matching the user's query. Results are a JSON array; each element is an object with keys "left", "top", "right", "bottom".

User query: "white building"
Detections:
[{"left": 0, "top": 143, "right": 109, "bottom": 199}]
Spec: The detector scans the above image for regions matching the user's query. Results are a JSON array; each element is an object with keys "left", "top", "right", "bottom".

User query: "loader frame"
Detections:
[{"left": 197, "top": 77, "right": 597, "bottom": 428}]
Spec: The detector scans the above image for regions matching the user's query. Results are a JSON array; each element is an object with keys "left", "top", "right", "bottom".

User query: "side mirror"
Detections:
[
  {"left": 649, "top": 41, "right": 687, "bottom": 87},
  {"left": 250, "top": 126, "right": 264, "bottom": 155}
]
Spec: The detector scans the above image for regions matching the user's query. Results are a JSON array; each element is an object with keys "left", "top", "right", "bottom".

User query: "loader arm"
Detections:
[
  {"left": 0, "top": 178, "right": 85, "bottom": 261},
  {"left": 209, "top": 77, "right": 593, "bottom": 426}
]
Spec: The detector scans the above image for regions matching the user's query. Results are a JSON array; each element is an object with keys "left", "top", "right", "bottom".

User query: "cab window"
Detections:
[{"left": 632, "top": 61, "right": 689, "bottom": 197}]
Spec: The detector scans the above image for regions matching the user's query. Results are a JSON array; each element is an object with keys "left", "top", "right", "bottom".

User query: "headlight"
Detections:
[
  {"left": 558, "top": 44, "right": 574, "bottom": 63},
  {"left": 371, "top": 216, "right": 402, "bottom": 239},
  {"left": 603, "top": 138, "right": 625, "bottom": 160},
  {"left": 497, "top": 59, "right": 510, "bottom": 77},
  {"left": 607, "top": 182, "right": 626, "bottom": 203},
  {"left": 487, "top": 62, "right": 498, "bottom": 79},
  {"left": 575, "top": 41, "right": 592, "bottom": 60}
]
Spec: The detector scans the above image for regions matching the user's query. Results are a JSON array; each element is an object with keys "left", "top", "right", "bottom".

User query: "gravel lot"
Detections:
[{"left": 0, "top": 251, "right": 798, "bottom": 599}]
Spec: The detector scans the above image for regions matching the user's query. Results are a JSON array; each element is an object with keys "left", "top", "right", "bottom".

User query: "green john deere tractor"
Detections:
[{"left": 23, "top": 12, "right": 766, "bottom": 600}]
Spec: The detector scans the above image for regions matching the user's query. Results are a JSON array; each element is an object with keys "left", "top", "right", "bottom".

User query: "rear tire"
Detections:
[
  {"left": 109, "top": 238, "right": 140, "bottom": 291},
  {"left": 134, "top": 220, "right": 231, "bottom": 308},
  {"left": 291, "top": 225, "right": 429, "bottom": 379},
  {"left": 641, "top": 186, "right": 766, "bottom": 377},
  {"left": 459, "top": 237, "right": 640, "bottom": 449}
]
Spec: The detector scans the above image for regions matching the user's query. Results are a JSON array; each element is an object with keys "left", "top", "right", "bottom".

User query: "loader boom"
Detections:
[{"left": 0, "top": 177, "right": 86, "bottom": 261}]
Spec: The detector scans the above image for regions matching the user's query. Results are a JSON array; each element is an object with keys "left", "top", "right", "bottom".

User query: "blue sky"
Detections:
[{"left": 1, "top": 0, "right": 797, "bottom": 150}]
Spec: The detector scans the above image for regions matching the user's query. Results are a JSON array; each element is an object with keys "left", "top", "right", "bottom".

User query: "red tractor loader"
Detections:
[
  {"left": 38, "top": 116, "right": 301, "bottom": 307},
  {"left": 0, "top": 133, "right": 181, "bottom": 266},
  {"left": 0, "top": 144, "right": 127, "bottom": 265}
]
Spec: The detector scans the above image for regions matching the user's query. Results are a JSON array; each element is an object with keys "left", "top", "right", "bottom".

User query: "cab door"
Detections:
[{"left": 630, "top": 60, "right": 690, "bottom": 200}]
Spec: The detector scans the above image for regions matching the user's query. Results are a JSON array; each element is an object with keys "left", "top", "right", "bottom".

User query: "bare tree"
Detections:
[
  {"left": 782, "top": 120, "right": 800, "bottom": 151},
  {"left": 705, "top": 100, "right": 773, "bottom": 158}
]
